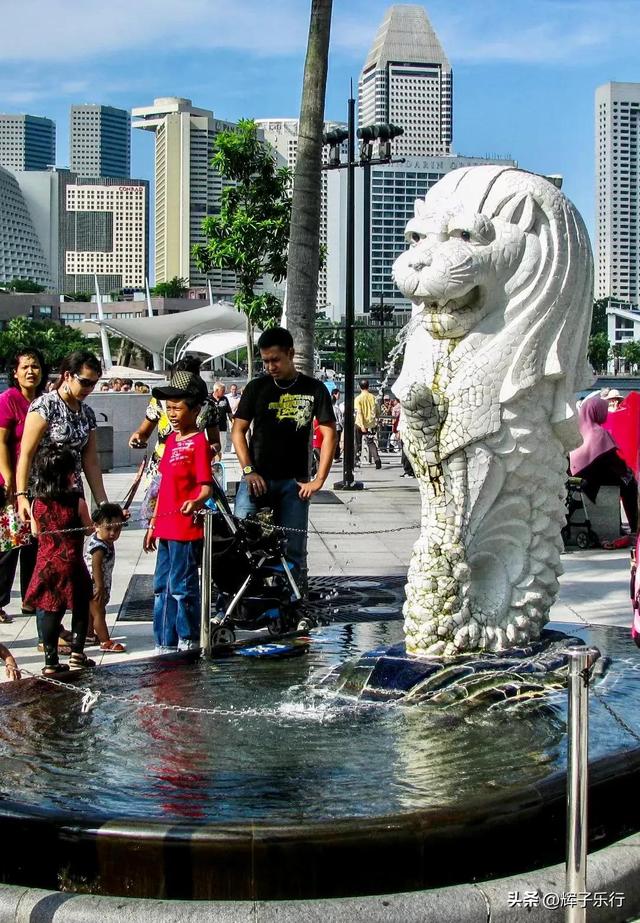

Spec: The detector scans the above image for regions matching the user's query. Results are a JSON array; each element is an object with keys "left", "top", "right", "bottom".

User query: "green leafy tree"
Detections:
[
  {"left": 587, "top": 332, "right": 610, "bottom": 373},
  {"left": 0, "top": 317, "right": 95, "bottom": 371},
  {"left": 591, "top": 298, "right": 609, "bottom": 337},
  {"left": 5, "top": 278, "right": 46, "bottom": 293},
  {"left": 622, "top": 340, "right": 640, "bottom": 373},
  {"left": 316, "top": 312, "right": 344, "bottom": 369},
  {"left": 611, "top": 342, "right": 624, "bottom": 375},
  {"left": 286, "top": 0, "right": 333, "bottom": 375},
  {"left": 193, "top": 119, "right": 291, "bottom": 378},
  {"left": 151, "top": 277, "right": 189, "bottom": 298}
]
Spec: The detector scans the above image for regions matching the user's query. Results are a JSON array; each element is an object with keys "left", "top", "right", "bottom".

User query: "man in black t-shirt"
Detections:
[{"left": 232, "top": 327, "right": 336, "bottom": 588}]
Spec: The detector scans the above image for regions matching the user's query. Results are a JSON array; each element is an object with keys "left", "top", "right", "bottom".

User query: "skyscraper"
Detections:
[
  {"left": 0, "top": 114, "right": 56, "bottom": 171},
  {"left": 0, "top": 166, "right": 52, "bottom": 287},
  {"left": 358, "top": 5, "right": 452, "bottom": 157},
  {"left": 132, "top": 97, "right": 236, "bottom": 288},
  {"left": 70, "top": 104, "right": 131, "bottom": 178},
  {"left": 595, "top": 82, "right": 640, "bottom": 306},
  {"left": 12, "top": 168, "right": 148, "bottom": 294},
  {"left": 255, "top": 118, "right": 347, "bottom": 311}
]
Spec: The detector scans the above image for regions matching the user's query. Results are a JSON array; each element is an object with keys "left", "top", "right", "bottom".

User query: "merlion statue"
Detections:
[{"left": 392, "top": 165, "right": 593, "bottom": 656}]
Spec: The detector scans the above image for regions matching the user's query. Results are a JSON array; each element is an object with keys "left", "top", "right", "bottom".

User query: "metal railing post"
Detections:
[
  {"left": 200, "top": 511, "right": 213, "bottom": 656},
  {"left": 565, "top": 646, "right": 599, "bottom": 923}
]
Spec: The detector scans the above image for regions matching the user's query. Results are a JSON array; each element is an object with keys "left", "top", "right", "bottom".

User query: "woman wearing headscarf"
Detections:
[{"left": 569, "top": 397, "right": 638, "bottom": 534}]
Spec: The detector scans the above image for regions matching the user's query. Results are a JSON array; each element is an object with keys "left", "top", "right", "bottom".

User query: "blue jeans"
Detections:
[
  {"left": 234, "top": 478, "right": 309, "bottom": 583},
  {"left": 153, "top": 539, "right": 201, "bottom": 652}
]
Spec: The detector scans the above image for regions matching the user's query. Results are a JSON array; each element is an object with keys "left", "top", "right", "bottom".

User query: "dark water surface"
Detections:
[{"left": 0, "top": 620, "right": 639, "bottom": 824}]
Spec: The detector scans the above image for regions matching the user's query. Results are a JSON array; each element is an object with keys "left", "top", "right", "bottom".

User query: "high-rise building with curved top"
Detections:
[
  {"left": 358, "top": 5, "right": 452, "bottom": 157},
  {"left": 0, "top": 166, "right": 51, "bottom": 288}
]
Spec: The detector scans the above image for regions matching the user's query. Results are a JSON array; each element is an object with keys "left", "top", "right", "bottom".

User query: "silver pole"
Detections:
[
  {"left": 200, "top": 511, "right": 213, "bottom": 656},
  {"left": 565, "top": 647, "right": 598, "bottom": 923}
]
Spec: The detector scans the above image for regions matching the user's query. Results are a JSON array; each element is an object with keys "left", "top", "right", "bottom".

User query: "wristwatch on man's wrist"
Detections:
[{"left": 242, "top": 465, "right": 255, "bottom": 476}]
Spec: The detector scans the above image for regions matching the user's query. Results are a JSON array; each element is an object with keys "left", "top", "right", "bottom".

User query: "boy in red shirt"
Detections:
[{"left": 144, "top": 372, "right": 213, "bottom": 653}]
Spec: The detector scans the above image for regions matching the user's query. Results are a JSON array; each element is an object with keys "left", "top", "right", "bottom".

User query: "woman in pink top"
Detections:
[{"left": 0, "top": 347, "right": 48, "bottom": 621}]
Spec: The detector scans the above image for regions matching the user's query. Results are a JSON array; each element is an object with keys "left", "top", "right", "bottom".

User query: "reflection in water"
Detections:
[{"left": 0, "top": 621, "right": 638, "bottom": 822}]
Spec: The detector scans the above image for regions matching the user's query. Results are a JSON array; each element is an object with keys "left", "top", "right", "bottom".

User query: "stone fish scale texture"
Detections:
[{"left": 392, "top": 165, "right": 593, "bottom": 655}]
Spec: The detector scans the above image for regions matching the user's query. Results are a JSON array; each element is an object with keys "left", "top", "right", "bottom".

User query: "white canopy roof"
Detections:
[
  {"left": 179, "top": 331, "right": 254, "bottom": 362},
  {"left": 85, "top": 301, "right": 245, "bottom": 357},
  {"left": 98, "top": 365, "right": 166, "bottom": 381}
]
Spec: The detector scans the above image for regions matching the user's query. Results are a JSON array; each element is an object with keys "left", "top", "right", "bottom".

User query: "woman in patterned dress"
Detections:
[
  {"left": 16, "top": 350, "right": 109, "bottom": 525},
  {"left": 24, "top": 448, "right": 94, "bottom": 674}
]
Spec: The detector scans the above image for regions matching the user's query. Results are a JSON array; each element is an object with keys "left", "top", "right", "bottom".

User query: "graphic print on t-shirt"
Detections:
[{"left": 268, "top": 393, "right": 315, "bottom": 429}]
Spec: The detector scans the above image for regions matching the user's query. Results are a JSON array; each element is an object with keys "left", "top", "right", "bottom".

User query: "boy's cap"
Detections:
[{"left": 152, "top": 370, "right": 208, "bottom": 402}]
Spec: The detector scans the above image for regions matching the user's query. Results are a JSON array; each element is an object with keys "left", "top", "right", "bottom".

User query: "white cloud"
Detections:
[
  {"left": 1, "top": 0, "right": 638, "bottom": 67},
  {"left": 2, "top": 0, "right": 308, "bottom": 61}
]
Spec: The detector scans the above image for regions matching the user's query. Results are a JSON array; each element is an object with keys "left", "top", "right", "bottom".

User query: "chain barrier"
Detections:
[
  {"left": 11, "top": 505, "right": 420, "bottom": 542},
  {"left": 20, "top": 664, "right": 280, "bottom": 718}
]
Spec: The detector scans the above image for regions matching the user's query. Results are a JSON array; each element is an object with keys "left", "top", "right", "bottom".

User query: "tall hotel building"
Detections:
[
  {"left": 255, "top": 118, "right": 347, "bottom": 311},
  {"left": 70, "top": 104, "right": 131, "bottom": 179},
  {"left": 595, "top": 82, "right": 640, "bottom": 306},
  {"left": 358, "top": 4, "right": 452, "bottom": 158},
  {"left": 11, "top": 168, "right": 148, "bottom": 294},
  {"left": 0, "top": 114, "right": 56, "bottom": 171},
  {"left": 132, "top": 97, "right": 236, "bottom": 289},
  {"left": 324, "top": 4, "right": 514, "bottom": 319}
]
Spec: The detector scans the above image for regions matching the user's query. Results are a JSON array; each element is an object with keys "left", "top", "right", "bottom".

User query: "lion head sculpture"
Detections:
[
  {"left": 393, "top": 165, "right": 593, "bottom": 458},
  {"left": 392, "top": 166, "right": 594, "bottom": 655}
]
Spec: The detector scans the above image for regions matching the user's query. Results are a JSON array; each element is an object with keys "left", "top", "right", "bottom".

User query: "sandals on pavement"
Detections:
[
  {"left": 84, "top": 634, "right": 100, "bottom": 646},
  {"left": 0, "top": 610, "right": 14, "bottom": 624},
  {"left": 68, "top": 652, "right": 96, "bottom": 670},
  {"left": 99, "top": 640, "right": 127, "bottom": 653},
  {"left": 41, "top": 663, "right": 70, "bottom": 676}
]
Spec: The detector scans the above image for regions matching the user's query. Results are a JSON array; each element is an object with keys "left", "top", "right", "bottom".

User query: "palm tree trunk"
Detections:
[{"left": 286, "top": 0, "right": 333, "bottom": 376}]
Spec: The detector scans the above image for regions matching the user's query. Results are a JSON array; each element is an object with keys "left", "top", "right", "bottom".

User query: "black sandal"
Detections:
[
  {"left": 68, "top": 652, "right": 96, "bottom": 670},
  {"left": 41, "top": 663, "right": 70, "bottom": 676}
]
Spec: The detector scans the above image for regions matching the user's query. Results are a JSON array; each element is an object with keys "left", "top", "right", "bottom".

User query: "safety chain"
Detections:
[
  {"left": 10, "top": 506, "right": 421, "bottom": 541},
  {"left": 21, "top": 665, "right": 277, "bottom": 718}
]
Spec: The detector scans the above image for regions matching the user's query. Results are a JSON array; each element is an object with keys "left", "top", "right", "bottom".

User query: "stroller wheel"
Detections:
[
  {"left": 588, "top": 530, "right": 600, "bottom": 548},
  {"left": 267, "top": 617, "right": 284, "bottom": 637},
  {"left": 212, "top": 626, "right": 236, "bottom": 646},
  {"left": 575, "top": 531, "right": 590, "bottom": 549}
]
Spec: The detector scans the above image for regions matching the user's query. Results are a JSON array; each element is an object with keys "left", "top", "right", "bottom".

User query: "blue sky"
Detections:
[{"left": 1, "top": 0, "right": 639, "bottom": 242}]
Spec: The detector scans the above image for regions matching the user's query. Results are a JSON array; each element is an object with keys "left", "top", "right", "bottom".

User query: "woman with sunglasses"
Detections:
[{"left": 16, "top": 351, "right": 108, "bottom": 525}]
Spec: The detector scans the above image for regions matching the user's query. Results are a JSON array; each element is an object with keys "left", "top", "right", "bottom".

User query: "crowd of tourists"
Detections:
[
  {"left": 4, "top": 336, "right": 638, "bottom": 682},
  {"left": 0, "top": 330, "right": 335, "bottom": 677}
]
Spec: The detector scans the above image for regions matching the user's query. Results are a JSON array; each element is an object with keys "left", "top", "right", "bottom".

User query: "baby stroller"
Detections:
[
  {"left": 206, "top": 478, "right": 305, "bottom": 646},
  {"left": 562, "top": 476, "right": 599, "bottom": 549}
]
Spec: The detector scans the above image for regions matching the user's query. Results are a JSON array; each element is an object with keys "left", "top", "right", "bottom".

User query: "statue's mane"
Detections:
[{"left": 409, "top": 166, "right": 594, "bottom": 457}]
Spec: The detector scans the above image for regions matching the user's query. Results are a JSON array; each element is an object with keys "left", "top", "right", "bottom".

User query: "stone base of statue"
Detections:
[{"left": 318, "top": 629, "right": 607, "bottom": 705}]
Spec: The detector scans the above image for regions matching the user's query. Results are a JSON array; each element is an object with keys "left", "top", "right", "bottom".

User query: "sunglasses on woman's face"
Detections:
[{"left": 73, "top": 374, "right": 99, "bottom": 390}]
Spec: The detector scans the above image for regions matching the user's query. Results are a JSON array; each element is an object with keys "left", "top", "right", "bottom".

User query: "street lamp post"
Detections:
[{"left": 322, "top": 90, "right": 403, "bottom": 490}]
